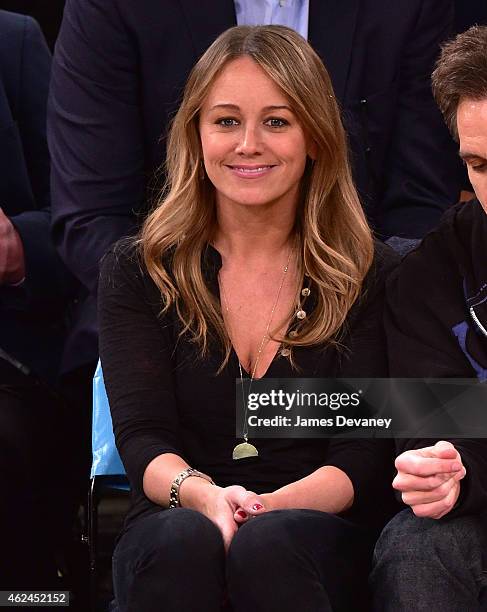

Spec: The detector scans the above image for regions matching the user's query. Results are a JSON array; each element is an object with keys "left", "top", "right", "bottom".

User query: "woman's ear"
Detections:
[{"left": 307, "top": 140, "right": 318, "bottom": 161}]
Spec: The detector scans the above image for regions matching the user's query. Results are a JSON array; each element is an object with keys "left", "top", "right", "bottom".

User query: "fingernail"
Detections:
[
  {"left": 452, "top": 461, "right": 462, "bottom": 471},
  {"left": 252, "top": 503, "right": 263, "bottom": 511},
  {"left": 236, "top": 510, "right": 247, "bottom": 518}
]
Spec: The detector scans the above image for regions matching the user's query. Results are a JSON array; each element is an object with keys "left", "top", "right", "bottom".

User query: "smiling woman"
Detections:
[
  {"left": 98, "top": 25, "right": 398, "bottom": 612},
  {"left": 141, "top": 25, "right": 374, "bottom": 370},
  {"left": 199, "top": 57, "right": 312, "bottom": 213}
]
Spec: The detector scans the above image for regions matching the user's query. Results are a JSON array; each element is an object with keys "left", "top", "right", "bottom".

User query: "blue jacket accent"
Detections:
[{"left": 452, "top": 321, "right": 487, "bottom": 383}]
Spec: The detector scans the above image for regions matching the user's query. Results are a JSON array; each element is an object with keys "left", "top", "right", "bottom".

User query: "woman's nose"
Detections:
[{"left": 234, "top": 125, "right": 263, "bottom": 155}]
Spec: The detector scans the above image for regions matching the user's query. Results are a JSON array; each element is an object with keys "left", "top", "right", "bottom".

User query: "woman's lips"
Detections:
[{"left": 226, "top": 164, "right": 276, "bottom": 178}]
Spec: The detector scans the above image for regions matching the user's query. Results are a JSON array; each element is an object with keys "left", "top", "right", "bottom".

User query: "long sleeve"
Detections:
[
  {"left": 48, "top": 0, "right": 142, "bottom": 294},
  {"left": 386, "top": 228, "right": 487, "bottom": 517},
  {"left": 325, "top": 242, "right": 399, "bottom": 528},
  {"left": 98, "top": 245, "right": 184, "bottom": 494},
  {"left": 379, "top": 0, "right": 462, "bottom": 239}
]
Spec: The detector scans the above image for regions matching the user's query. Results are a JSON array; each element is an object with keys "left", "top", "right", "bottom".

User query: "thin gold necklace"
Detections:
[{"left": 219, "top": 248, "right": 293, "bottom": 460}]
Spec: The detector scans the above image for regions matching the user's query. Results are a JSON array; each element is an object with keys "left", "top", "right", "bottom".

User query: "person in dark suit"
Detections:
[
  {"left": 47, "top": 0, "right": 462, "bottom": 386},
  {"left": 0, "top": 9, "right": 73, "bottom": 591}
]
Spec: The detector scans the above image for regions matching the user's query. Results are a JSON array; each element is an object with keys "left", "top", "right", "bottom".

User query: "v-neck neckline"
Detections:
[
  {"left": 203, "top": 243, "right": 313, "bottom": 379},
  {"left": 231, "top": 335, "right": 284, "bottom": 381}
]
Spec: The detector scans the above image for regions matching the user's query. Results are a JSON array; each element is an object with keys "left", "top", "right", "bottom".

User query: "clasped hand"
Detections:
[
  {"left": 0, "top": 208, "right": 25, "bottom": 285},
  {"left": 198, "top": 485, "right": 267, "bottom": 550},
  {"left": 393, "top": 441, "right": 466, "bottom": 519}
]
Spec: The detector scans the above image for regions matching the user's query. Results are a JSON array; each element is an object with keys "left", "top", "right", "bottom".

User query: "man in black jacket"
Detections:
[
  {"left": 371, "top": 25, "right": 487, "bottom": 611},
  {"left": 0, "top": 9, "right": 74, "bottom": 591}
]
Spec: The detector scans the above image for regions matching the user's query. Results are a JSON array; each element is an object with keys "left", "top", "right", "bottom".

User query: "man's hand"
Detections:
[
  {"left": 393, "top": 441, "right": 466, "bottom": 519},
  {"left": 0, "top": 209, "right": 25, "bottom": 285}
]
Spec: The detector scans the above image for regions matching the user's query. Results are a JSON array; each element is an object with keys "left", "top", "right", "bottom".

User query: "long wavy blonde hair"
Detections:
[{"left": 140, "top": 25, "right": 373, "bottom": 365}]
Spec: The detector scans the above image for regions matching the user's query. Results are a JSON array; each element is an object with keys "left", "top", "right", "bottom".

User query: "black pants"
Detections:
[
  {"left": 112, "top": 507, "right": 374, "bottom": 612},
  {"left": 0, "top": 359, "right": 62, "bottom": 590}
]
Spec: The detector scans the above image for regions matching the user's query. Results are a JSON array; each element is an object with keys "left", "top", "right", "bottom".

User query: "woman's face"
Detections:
[{"left": 199, "top": 56, "right": 314, "bottom": 212}]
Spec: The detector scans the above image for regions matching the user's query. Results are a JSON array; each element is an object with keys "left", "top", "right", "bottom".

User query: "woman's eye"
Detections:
[
  {"left": 217, "top": 118, "right": 239, "bottom": 127},
  {"left": 265, "top": 117, "right": 287, "bottom": 128}
]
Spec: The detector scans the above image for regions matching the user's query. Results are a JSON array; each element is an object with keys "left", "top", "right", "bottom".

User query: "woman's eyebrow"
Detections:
[
  {"left": 208, "top": 103, "right": 293, "bottom": 112},
  {"left": 261, "top": 105, "right": 293, "bottom": 111},
  {"left": 208, "top": 103, "right": 240, "bottom": 111}
]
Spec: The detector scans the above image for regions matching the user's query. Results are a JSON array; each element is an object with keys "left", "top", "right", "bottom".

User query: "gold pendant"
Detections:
[{"left": 232, "top": 442, "right": 259, "bottom": 460}]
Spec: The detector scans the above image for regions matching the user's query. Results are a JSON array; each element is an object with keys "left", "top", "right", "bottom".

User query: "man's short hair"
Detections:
[{"left": 432, "top": 25, "right": 487, "bottom": 140}]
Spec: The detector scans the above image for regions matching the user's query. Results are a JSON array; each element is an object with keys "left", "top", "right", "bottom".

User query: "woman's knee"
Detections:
[
  {"left": 113, "top": 509, "right": 226, "bottom": 611},
  {"left": 227, "top": 510, "right": 369, "bottom": 611},
  {"left": 226, "top": 511, "right": 320, "bottom": 607},
  {"left": 228, "top": 510, "right": 303, "bottom": 568},
  {"left": 115, "top": 508, "right": 224, "bottom": 570},
  {"left": 227, "top": 509, "right": 359, "bottom": 583},
  {"left": 228, "top": 509, "right": 362, "bottom": 569}
]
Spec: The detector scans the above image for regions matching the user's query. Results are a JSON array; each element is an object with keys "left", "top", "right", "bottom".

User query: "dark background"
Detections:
[
  {"left": 454, "top": 0, "right": 487, "bottom": 33},
  {"left": 1, "top": 0, "right": 66, "bottom": 50}
]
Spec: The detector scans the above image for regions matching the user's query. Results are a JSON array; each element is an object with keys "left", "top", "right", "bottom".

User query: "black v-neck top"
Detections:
[{"left": 98, "top": 241, "right": 400, "bottom": 532}]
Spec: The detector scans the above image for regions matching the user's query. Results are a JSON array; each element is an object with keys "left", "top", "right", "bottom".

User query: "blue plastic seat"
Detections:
[
  {"left": 91, "top": 362, "right": 126, "bottom": 479},
  {"left": 87, "top": 361, "right": 129, "bottom": 612}
]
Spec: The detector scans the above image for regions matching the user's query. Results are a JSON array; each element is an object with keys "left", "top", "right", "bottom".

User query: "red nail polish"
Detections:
[
  {"left": 252, "top": 503, "right": 263, "bottom": 511},
  {"left": 236, "top": 510, "right": 247, "bottom": 518}
]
